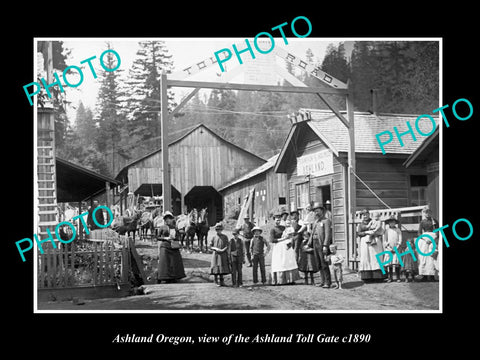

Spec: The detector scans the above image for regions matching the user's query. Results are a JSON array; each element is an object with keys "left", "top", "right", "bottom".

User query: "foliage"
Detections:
[{"left": 55, "top": 40, "right": 439, "bottom": 177}]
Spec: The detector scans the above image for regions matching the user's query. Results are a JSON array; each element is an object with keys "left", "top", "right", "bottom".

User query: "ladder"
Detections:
[{"left": 37, "top": 109, "right": 58, "bottom": 243}]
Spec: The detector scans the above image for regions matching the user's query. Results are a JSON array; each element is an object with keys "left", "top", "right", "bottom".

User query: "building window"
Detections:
[
  {"left": 295, "top": 182, "right": 310, "bottom": 210},
  {"left": 410, "top": 175, "right": 428, "bottom": 206},
  {"left": 278, "top": 197, "right": 286, "bottom": 205}
]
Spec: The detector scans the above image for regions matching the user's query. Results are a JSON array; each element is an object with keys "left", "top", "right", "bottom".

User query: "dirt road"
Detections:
[{"left": 38, "top": 235, "right": 440, "bottom": 311}]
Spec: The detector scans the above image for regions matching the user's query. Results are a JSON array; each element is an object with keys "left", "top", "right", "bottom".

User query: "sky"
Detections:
[{"left": 49, "top": 38, "right": 347, "bottom": 122}]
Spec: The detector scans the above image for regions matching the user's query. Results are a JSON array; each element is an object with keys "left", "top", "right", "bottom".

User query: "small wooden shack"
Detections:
[
  {"left": 274, "top": 109, "right": 439, "bottom": 265},
  {"left": 219, "top": 154, "right": 288, "bottom": 225},
  {"left": 115, "top": 124, "right": 266, "bottom": 225}
]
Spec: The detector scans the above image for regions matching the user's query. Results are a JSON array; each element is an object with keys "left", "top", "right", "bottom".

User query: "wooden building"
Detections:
[
  {"left": 219, "top": 154, "right": 288, "bottom": 225},
  {"left": 403, "top": 127, "right": 440, "bottom": 219},
  {"left": 115, "top": 124, "right": 266, "bottom": 225},
  {"left": 274, "top": 109, "right": 439, "bottom": 265}
]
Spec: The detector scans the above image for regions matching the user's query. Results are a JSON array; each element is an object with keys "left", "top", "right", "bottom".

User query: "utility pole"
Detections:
[{"left": 160, "top": 71, "right": 171, "bottom": 212}]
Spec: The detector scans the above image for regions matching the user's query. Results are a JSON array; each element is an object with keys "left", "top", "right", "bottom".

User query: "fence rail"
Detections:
[
  {"left": 349, "top": 205, "right": 427, "bottom": 270},
  {"left": 37, "top": 237, "right": 131, "bottom": 289}
]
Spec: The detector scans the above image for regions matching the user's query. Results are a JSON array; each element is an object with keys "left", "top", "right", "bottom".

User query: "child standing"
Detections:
[
  {"left": 229, "top": 229, "right": 245, "bottom": 287},
  {"left": 250, "top": 226, "right": 269, "bottom": 285},
  {"left": 400, "top": 238, "right": 417, "bottom": 282},
  {"left": 209, "top": 222, "right": 231, "bottom": 287},
  {"left": 327, "top": 244, "right": 344, "bottom": 289},
  {"left": 383, "top": 215, "right": 403, "bottom": 282}
]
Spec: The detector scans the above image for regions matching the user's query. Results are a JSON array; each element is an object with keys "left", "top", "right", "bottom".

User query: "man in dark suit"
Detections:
[{"left": 309, "top": 202, "right": 332, "bottom": 288}]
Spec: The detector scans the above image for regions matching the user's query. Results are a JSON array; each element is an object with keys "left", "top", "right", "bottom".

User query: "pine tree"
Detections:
[
  {"left": 94, "top": 42, "right": 126, "bottom": 176},
  {"left": 123, "top": 40, "right": 176, "bottom": 153}
]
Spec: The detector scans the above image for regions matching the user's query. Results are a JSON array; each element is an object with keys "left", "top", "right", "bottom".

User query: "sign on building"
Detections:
[{"left": 297, "top": 149, "right": 334, "bottom": 177}]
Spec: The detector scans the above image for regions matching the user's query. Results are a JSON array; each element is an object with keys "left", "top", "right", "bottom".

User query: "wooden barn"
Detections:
[
  {"left": 219, "top": 154, "right": 288, "bottom": 225},
  {"left": 274, "top": 109, "right": 439, "bottom": 265},
  {"left": 115, "top": 124, "right": 266, "bottom": 225}
]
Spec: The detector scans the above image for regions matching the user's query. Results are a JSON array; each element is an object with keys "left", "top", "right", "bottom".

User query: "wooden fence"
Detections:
[
  {"left": 37, "top": 237, "right": 131, "bottom": 289},
  {"left": 348, "top": 205, "right": 427, "bottom": 270}
]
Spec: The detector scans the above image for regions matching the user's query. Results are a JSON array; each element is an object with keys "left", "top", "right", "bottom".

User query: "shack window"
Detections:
[
  {"left": 295, "top": 182, "right": 310, "bottom": 210},
  {"left": 410, "top": 175, "right": 428, "bottom": 206}
]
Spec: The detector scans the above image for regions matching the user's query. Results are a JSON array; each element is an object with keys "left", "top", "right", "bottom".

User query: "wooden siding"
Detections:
[
  {"left": 127, "top": 126, "right": 265, "bottom": 196},
  {"left": 284, "top": 125, "right": 347, "bottom": 254},
  {"left": 354, "top": 157, "right": 425, "bottom": 210},
  {"left": 221, "top": 170, "right": 287, "bottom": 225}
]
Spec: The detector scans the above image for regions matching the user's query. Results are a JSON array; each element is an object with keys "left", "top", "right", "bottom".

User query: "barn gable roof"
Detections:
[
  {"left": 115, "top": 123, "right": 266, "bottom": 180},
  {"left": 218, "top": 153, "right": 279, "bottom": 191},
  {"left": 275, "top": 109, "right": 439, "bottom": 173}
]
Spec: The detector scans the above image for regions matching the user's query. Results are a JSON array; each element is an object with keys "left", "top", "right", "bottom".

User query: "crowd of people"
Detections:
[
  {"left": 356, "top": 207, "right": 439, "bottom": 283},
  {"left": 126, "top": 200, "right": 439, "bottom": 287},
  {"left": 150, "top": 201, "right": 343, "bottom": 288}
]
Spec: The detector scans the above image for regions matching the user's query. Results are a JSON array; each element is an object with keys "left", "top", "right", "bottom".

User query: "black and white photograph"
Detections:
[
  {"left": 7, "top": 8, "right": 478, "bottom": 355},
  {"left": 30, "top": 37, "right": 441, "bottom": 312}
]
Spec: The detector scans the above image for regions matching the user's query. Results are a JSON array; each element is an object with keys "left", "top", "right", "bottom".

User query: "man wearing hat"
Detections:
[
  {"left": 250, "top": 226, "right": 268, "bottom": 284},
  {"left": 309, "top": 202, "right": 332, "bottom": 288},
  {"left": 239, "top": 215, "right": 254, "bottom": 267},
  {"left": 229, "top": 229, "right": 245, "bottom": 287}
]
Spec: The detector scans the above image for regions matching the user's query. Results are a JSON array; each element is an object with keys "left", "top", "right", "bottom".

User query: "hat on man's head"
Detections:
[
  {"left": 325, "top": 200, "right": 331, "bottom": 205},
  {"left": 360, "top": 208, "right": 370, "bottom": 215},
  {"left": 244, "top": 215, "right": 250, "bottom": 219},
  {"left": 273, "top": 210, "right": 283, "bottom": 218},
  {"left": 252, "top": 226, "right": 262, "bottom": 233},
  {"left": 312, "top": 202, "right": 324, "bottom": 210},
  {"left": 163, "top": 211, "right": 174, "bottom": 219},
  {"left": 214, "top": 222, "right": 224, "bottom": 230}
]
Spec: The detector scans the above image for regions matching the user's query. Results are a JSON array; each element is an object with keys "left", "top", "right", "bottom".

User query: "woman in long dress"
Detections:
[
  {"left": 270, "top": 212, "right": 301, "bottom": 285},
  {"left": 357, "top": 209, "right": 385, "bottom": 282},
  {"left": 156, "top": 211, "right": 186, "bottom": 283},
  {"left": 209, "top": 222, "right": 231, "bottom": 286},
  {"left": 417, "top": 208, "right": 438, "bottom": 281}
]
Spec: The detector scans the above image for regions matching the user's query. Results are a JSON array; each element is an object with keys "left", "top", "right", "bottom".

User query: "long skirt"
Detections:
[
  {"left": 358, "top": 235, "right": 385, "bottom": 280},
  {"left": 297, "top": 247, "right": 320, "bottom": 273},
  {"left": 417, "top": 232, "right": 437, "bottom": 276},
  {"left": 271, "top": 241, "right": 301, "bottom": 284},
  {"left": 210, "top": 251, "right": 231, "bottom": 275},
  {"left": 157, "top": 245, "right": 186, "bottom": 281}
]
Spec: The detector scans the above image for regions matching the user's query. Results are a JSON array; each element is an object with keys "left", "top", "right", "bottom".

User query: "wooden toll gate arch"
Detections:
[{"left": 159, "top": 43, "right": 357, "bottom": 245}]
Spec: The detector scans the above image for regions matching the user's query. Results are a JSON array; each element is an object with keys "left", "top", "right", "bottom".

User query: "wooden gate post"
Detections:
[{"left": 346, "top": 79, "right": 356, "bottom": 266}]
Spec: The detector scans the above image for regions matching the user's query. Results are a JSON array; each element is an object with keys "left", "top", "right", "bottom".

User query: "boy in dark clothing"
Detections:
[
  {"left": 249, "top": 226, "right": 269, "bottom": 285},
  {"left": 229, "top": 229, "right": 245, "bottom": 287}
]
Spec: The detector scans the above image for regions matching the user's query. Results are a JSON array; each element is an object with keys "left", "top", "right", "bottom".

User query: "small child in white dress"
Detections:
[{"left": 365, "top": 212, "right": 384, "bottom": 245}]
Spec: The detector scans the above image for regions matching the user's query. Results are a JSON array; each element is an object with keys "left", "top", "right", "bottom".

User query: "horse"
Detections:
[
  {"left": 138, "top": 210, "right": 153, "bottom": 240},
  {"left": 184, "top": 209, "right": 198, "bottom": 253},
  {"left": 196, "top": 207, "right": 209, "bottom": 252},
  {"left": 114, "top": 210, "right": 142, "bottom": 240},
  {"left": 175, "top": 213, "right": 189, "bottom": 249}
]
